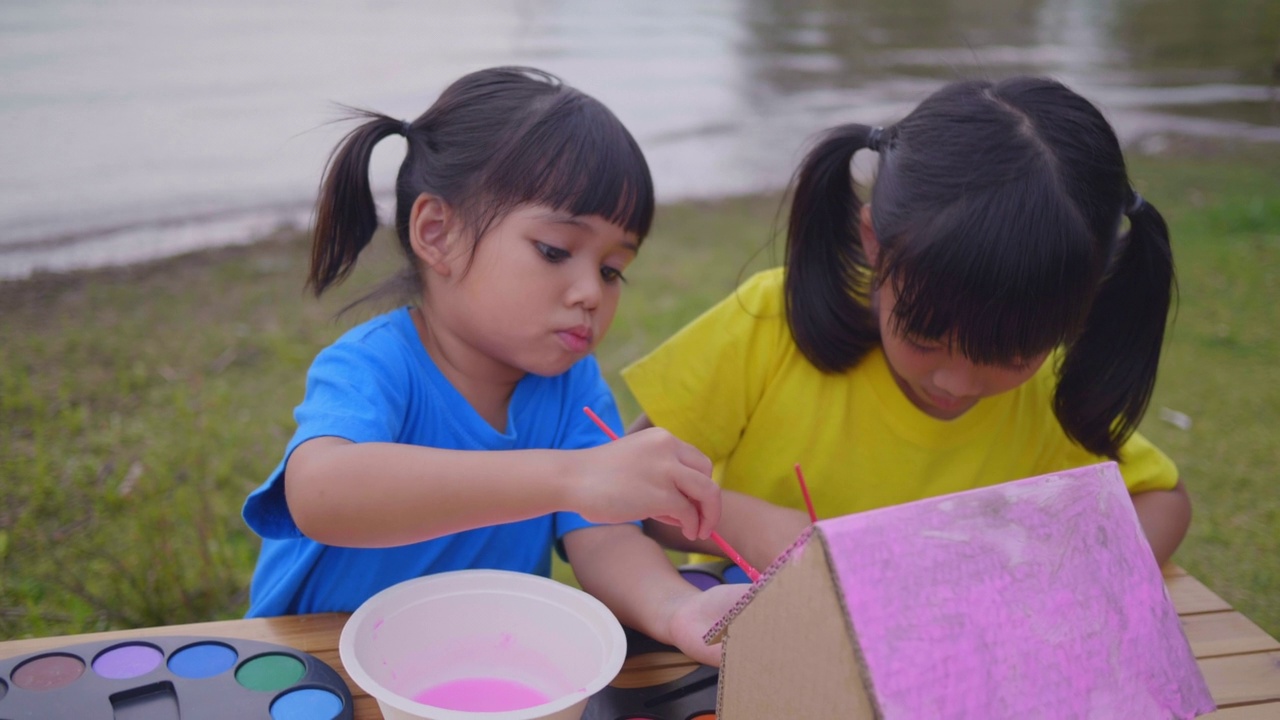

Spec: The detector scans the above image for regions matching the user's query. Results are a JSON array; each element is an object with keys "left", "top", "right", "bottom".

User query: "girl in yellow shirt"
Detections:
[{"left": 623, "top": 76, "right": 1190, "bottom": 572}]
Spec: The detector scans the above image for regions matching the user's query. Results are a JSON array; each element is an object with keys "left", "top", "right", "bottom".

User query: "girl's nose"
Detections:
[
  {"left": 566, "top": 270, "right": 601, "bottom": 310},
  {"left": 933, "top": 362, "right": 983, "bottom": 399}
]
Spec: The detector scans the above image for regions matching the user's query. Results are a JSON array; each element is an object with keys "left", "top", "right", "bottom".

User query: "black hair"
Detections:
[
  {"left": 785, "top": 77, "right": 1175, "bottom": 459},
  {"left": 307, "top": 66, "right": 654, "bottom": 299}
]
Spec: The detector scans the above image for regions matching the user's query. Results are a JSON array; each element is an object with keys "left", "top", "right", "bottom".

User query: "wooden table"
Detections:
[{"left": 2, "top": 566, "right": 1277, "bottom": 718}]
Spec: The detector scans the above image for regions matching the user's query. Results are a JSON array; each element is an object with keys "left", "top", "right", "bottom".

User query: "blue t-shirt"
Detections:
[{"left": 242, "top": 307, "right": 624, "bottom": 617}]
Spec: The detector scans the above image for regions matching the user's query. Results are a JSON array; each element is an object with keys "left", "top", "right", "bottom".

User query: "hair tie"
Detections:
[
  {"left": 866, "top": 126, "right": 885, "bottom": 152},
  {"left": 1127, "top": 192, "right": 1146, "bottom": 216},
  {"left": 400, "top": 119, "right": 413, "bottom": 136}
]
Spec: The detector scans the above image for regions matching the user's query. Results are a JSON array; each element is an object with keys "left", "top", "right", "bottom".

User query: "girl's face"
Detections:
[
  {"left": 875, "top": 280, "right": 1049, "bottom": 420},
  {"left": 858, "top": 204, "right": 1047, "bottom": 420},
  {"left": 423, "top": 202, "right": 638, "bottom": 382}
]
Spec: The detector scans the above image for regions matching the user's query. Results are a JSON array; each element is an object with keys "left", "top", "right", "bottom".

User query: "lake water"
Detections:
[{"left": 2, "top": 0, "right": 1277, "bottom": 279}]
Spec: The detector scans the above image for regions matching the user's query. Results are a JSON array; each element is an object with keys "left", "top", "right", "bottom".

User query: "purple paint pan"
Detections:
[
  {"left": 0, "top": 636, "right": 352, "bottom": 720},
  {"left": 680, "top": 558, "right": 752, "bottom": 592}
]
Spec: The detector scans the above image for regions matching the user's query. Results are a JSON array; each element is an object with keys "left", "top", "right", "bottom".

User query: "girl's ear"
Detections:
[
  {"left": 409, "top": 193, "right": 458, "bottom": 276},
  {"left": 859, "top": 204, "right": 880, "bottom": 266}
]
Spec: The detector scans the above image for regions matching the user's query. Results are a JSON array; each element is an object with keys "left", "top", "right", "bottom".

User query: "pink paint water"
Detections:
[{"left": 413, "top": 677, "right": 551, "bottom": 711}]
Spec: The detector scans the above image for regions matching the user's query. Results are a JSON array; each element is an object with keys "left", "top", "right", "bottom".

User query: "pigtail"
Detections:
[
  {"left": 307, "top": 112, "right": 407, "bottom": 296},
  {"left": 1055, "top": 196, "right": 1176, "bottom": 459},
  {"left": 785, "top": 124, "right": 881, "bottom": 373}
]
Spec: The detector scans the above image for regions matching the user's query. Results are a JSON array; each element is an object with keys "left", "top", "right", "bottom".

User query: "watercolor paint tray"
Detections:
[
  {"left": 0, "top": 635, "right": 352, "bottom": 720},
  {"left": 582, "top": 560, "right": 749, "bottom": 720}
]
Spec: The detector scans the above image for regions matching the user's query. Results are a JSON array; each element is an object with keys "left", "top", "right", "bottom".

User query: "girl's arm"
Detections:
[
  {"left": 284, "top": 429, "right": 720, "bottom": 548},
  {"left": 1131, "top": 479, "right": 1192, "bottom": 567},
  {"left": 564, "top": 524, "right": 746, "bottom": 666}
]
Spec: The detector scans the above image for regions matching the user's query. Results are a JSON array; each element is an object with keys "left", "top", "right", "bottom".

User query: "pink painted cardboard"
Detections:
[{"left": 811, "top": 462, "right": 1214, "bottom": 718}]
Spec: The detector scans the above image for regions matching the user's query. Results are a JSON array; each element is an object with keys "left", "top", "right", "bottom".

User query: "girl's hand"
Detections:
[
  {"left": 570, "top": 427, "right": 720, "bottom": 541},
  {"left": 665, "top": 583, "right": 748, "bottom": 666},
  {"left": 643, "top": 492, "right": 812, "bottom": 572}
]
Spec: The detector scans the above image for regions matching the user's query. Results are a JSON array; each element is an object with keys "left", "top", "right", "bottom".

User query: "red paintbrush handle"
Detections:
[
  {"left": 710, "top": 532, "right": 762, "bottom": 582},
  {"left": 794, "top": 463, "right": 818, "bottom": 523}
]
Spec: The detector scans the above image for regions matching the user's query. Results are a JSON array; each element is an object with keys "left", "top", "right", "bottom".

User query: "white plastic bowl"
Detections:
[{"left": 338, "top": 570, "right": 627, "bottom": 720}]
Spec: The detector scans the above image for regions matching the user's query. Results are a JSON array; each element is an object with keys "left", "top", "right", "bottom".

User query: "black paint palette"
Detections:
[
  {"left": 583, "top": 560, "right": 749, "bottom": 720},
  {"left": 0, "top": 635, "right": 352, "bottom": 720}
]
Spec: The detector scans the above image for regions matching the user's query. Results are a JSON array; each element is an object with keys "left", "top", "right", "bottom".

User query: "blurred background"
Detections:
[
  {"left": 3, "top": 0, "right": 1277, "bottom": 278},
  {"left": 2, "top": 0, "right": 1277, "bottom": 641}
]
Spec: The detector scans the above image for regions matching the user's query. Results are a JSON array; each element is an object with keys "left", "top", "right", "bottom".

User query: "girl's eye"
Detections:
[
  {"left": 534, "top": 241, "right": 569, "bottom": 263},
  {"left": 601, "top": 266, "right": 627, "bottom": 284},
  {"left": 907, "top": 339, "right": 940, "bottom": 354}
]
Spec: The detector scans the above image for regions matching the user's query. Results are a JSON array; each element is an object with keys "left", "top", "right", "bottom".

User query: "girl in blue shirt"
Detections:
[{"left": 243, "top": 67, "right": 738, "bottom": 665}]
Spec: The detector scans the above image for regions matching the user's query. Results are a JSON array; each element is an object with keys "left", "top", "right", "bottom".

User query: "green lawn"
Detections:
[{"left": 1, "top": 142, "right": 1276, "bottom": 641}]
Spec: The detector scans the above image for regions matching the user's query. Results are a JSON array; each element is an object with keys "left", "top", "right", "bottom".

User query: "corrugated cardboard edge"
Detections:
[
  {"left": 700, "top": 525, "right": 882, "bottom": 716},
  {"left": 812, "top": 527, "right": 885, "bottom": 720},
  {"left": 712, "top": 525, "right": 881, "bottom": 719},
  {"left": 703, "top": 526, "right": 816, "bottom": 646}
]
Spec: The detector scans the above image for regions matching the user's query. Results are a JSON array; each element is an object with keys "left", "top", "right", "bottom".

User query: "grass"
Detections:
[
  {"left": 1126, "top": 141, "right": 1280, "bottom": 634},
  {"left": 1, "top": 140, "right": 1277, "bottom": 641}
]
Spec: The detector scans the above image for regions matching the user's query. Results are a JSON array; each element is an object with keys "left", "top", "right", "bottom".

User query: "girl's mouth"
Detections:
[
  {"left": 921, "top": 387, "right": 976, "bottom": 417},
  {"left": 557, "top": 329, "right": 592, "bottom": 352}
]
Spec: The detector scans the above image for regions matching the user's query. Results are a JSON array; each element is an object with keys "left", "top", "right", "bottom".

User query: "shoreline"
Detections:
[
  {"left": 0, "top": 192, "right": 767, "bottom": 293},
  {"left": 5, "top": 129, "right": 1278, "bottom": 288},
  {"left": 0, "top": 191, "right": 794, "bottom": 306},
  {"left": 0, "top": 226, "right": 309, "bottom": 304}
]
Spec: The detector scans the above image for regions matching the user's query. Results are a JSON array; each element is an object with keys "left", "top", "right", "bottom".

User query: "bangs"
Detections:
[
  {"left": 881, "top": 173, "right": 1102, "bottom": 365},
  {"left": 480, "top": 93, "right": 654, "bottom": 241}
]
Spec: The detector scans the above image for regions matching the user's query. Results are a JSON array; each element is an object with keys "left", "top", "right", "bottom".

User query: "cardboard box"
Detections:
[{"left": 706, "top": 462, "right": 1215, "bottom": 719}]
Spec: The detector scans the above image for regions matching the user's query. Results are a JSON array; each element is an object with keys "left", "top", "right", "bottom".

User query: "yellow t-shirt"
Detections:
[{"left": 621, "top": 267, "right": 1177, "bottom": 519}]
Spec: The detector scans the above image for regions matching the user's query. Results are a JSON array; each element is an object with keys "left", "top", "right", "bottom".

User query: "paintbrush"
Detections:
[{"left": 793, "top": 463, "right": 818, "bottom": 523}]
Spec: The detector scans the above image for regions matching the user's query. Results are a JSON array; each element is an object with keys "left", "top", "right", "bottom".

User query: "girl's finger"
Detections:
[
  {"left": 668, "top": 497, "right": 700, "bottom": 541},
  {"left": 650, "top": 509, "right": 696, "bottom": 537},
  {"left": 676, "top": 441, "right": 714, "bottom": 477},
  {"left": 674, "top": 472, "right": 721, "bottom": 537}
]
